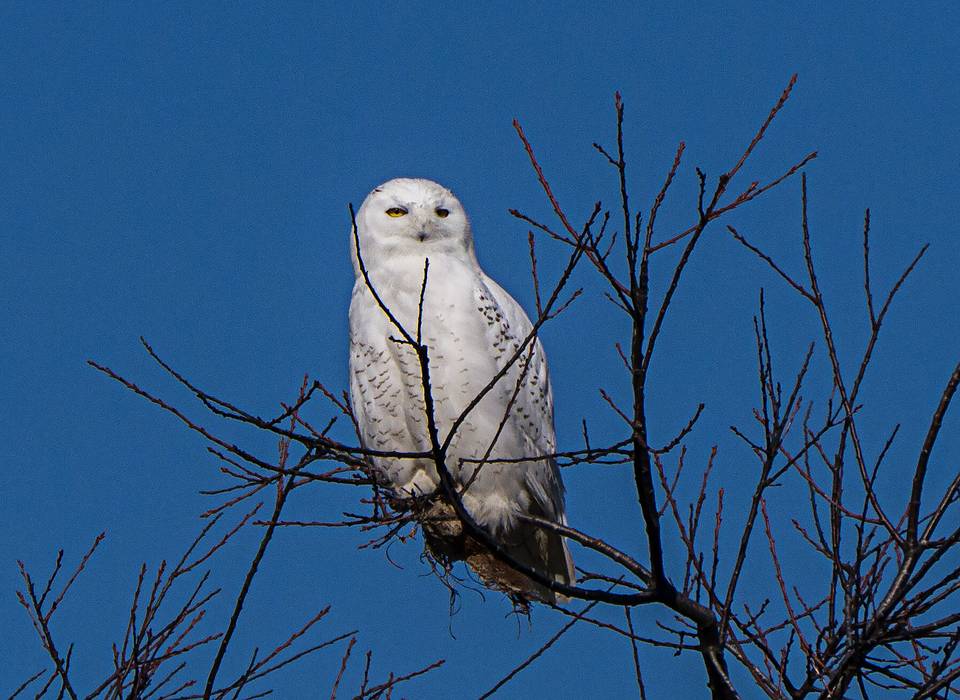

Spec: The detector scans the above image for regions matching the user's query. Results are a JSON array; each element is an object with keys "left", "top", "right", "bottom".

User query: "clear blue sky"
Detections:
[{"left": 3, "top": 3, "right": 958, "bottom": 697}]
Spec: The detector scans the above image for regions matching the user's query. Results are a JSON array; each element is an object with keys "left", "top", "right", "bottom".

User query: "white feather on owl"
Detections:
[{"left": 348, "top": 178, "right": 573, "bottom": 598}]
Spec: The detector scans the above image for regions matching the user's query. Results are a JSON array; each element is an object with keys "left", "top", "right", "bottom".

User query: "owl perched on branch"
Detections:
[{"left": 348, "top": 178, "right": 573, "bottom": 603}]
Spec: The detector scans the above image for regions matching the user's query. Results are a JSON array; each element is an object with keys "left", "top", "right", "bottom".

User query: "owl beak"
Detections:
[{"left": 416, "top": 230, "right": 428, "bottom": 242}]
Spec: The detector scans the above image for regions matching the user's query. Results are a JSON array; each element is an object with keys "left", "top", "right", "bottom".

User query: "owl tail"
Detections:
[
  {"left": 420, "top": 499, "right": 574, "bottom": 606},
  {"left": 457, "top": 520, "right": 573, "bottom": 606},
  {"left": 504, "top": 510, "right": 575, "bottom": 605}
]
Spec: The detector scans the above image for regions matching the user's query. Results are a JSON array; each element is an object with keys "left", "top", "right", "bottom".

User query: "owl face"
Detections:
[{"left": 352, "top": 178, "right": 477, "bottom": 273}]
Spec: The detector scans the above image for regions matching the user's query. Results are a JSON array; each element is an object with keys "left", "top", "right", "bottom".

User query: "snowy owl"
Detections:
[{"left": 348, "top": 178, "right": 574, "bottom": 602}]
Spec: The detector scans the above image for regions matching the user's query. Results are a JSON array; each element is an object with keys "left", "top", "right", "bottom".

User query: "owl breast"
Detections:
[{"left": 349, "top": 253, "right": 541, "bottom": 528}]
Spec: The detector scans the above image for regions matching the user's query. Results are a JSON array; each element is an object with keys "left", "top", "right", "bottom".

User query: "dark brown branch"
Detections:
[{"left": 907, "top": 361, "right": 960, "bottom": 544}]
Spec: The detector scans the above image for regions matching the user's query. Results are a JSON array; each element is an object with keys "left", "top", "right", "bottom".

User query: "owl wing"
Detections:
[
  {"left": 477, "top": 273, "right": 564, "bottom": 521},
  {"left": 348, "top": 282, "right": 436, "bottom": 496},
  {"left": 475, "top": 273, "right": 574, "bottom": 596}
]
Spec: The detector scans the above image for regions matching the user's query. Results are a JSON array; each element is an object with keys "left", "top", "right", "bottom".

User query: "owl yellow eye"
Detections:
[
  {"left": 435, "top": 207, "right": 450, "bottom": 218},
  {"left": 385, "top": 207, "right": 407, "bottom": 217}
]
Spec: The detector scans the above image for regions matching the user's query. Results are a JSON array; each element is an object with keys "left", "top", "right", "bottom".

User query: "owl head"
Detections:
[{"left": 350, "top": 178, "right": 479, "bottom": 276}]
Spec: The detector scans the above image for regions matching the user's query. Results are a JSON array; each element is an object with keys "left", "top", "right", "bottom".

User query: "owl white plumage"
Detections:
[{"left": 348, "top": 178, "right": 574, "bottom": 602}]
